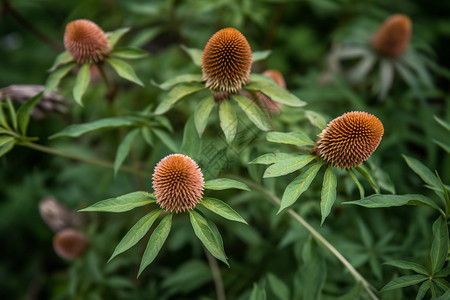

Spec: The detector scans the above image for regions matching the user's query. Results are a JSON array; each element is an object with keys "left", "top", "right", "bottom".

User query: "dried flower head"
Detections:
[
  {"left": 64, "top": 19, "right": 110, "bottom": 64},
  {"left": 313, "top": 111, "right": 384, "bottom": 169},
  {"left": 53, "top": 228, "right": 89, "bottom": 260},
  {"left": 371, "top": 14, "right": 412, "bottom": 58},
  {"left": 152, "top": 154, "right": 204, "bottom": 213},
  {"left": 202, "top": 28, "right": 252, "bottom": 94}
]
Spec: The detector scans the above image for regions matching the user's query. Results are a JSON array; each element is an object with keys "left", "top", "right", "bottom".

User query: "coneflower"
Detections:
[
  {"left": 53, "top": 228, "right": 89, "bottom": 260},
  {"left": 202, "top": 28, "right": 252, "bottom": 96},
  {"left": 371, "top": 14, "right": 412, "bottom": 58},
  {"left": 312, "top": 111, "right": 384, "bottom": 169},
  {"left": 152, "top": 154, "right": 204, "bottom": 213},
  {"left": 64, "top": 19, "right": 110, "bottom": 64}
]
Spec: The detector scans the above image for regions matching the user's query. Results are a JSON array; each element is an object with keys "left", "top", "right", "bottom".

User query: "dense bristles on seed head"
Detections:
[
  {"left": 53, "top": 228, "right": 89, "bottom": 260},
  {"left": 313, "top": 111, "right": 384, "bottom": 169},
  {"left": 202, "top": 28, "right": 252, "bottom": 94},
  {"left": 371, "top": 14, "right": 412, "bottom": 58},
  {"left": 152, "top": 154, "right": 204, "bottom": 213},
  {"left": 64, "top": 19, "right": 109, "bottom": 64}
]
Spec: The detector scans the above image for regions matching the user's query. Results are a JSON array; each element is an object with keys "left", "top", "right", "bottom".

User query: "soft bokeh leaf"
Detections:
[
  {"left": 381, "top": 275, "right": 427, "bottom": 292},
  {"left": 106, "top": 27, "right": 130, "bottom": 49},
  {"left": 152, "top": 74, "right": 203, "bottom": 90},
  {"left": 153, "top": 128, "right": 178, "bottom": 152},
  {"left": 16, "top": 92, "right": 42, "bottom": 135},
  {"left": 252, "top": 50, "right": 271, "bottom": 62},
  {"left": 0, "top": 138, "right": 15, "bottom": 158},
  {"left": 384, "top": 260, "right": 429, "bottom": 276},
  {"left": 79, "top": 191, "right": 156, "bottom": 212},
  {"left": 114, "top": 128, "right": 139, "bottom": 176},
  {"left": 233, "top": 94, "right": 271, "bottom": 131},
  {"left": 106, "top": 57, "right": 144, "bottom": 86},
  {"left": 6, "top": 98, "right": 17, "bottom": 131},
  {"left": 263, "top": 154, "right": 315, "bottom": 178},
  {"left": 180, "top": 116, "right": 201, "bottom": 159},
  {"left": 302, "top": 238, "right": 326, "bottom": 300},
  {"left": 194, "top": 96, "right": 215, "bottom": 137},
  {"left": 305, "top": 110, "right": 327, "bottom": 130},
  {"left": 246, "top": 78, "right": 306, "bottom": 107},
  {"left": 219, "top": 99, "right": 237, "bottom": 144},
  {"left": 249, "top": 153, "right": 300, "bottom": 165},
  {"left": 154, "top": 83, "right": 205, "bottom": 115},
  {"left": 204, "top": 178, "right": 250, "bottom": 191},
  {"left": 267, "top": 273, "right": 290, "bottom": 300},
  {"left": 110, "top": 47, "right": 148, "bottom": 59},
  {"left": 44, "top": 62, "right": 77, "bottom": 94},
  {"left": 266, "top": 131, "right": 315, "bottom": 147},
  {"left": 249, "top": 283, "right": 267, "bottom": 300},
  {"left": 73, "top": 63, "right": 91, "bottom": 106},
  {"left": 430, "top": 216, "right": 449, "bottom": 274},
  {"left": 200, "top": 197, "right": 247, "bottom": 224},
  {"left": 320, "top": 165, "right": 337, "bottom": 225},
  {"left": 180, "top": 45, "right": 202, "bottom": 67},
  {"left": 48, "top": 51, "right": 73, "bottom": 72}
]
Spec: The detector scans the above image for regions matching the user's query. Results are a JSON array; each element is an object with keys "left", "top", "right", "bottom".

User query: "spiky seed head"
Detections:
[
  {"left": 202, "top": 28, "right": 252, "bottom": 94},
  {"left": 53, "top": 228, "right": 89, "bottom": 260},
  {"left": 152, "top": 154, "right": 204, "bottom": 213},
  {"left": 371, "top": 14, "right": 412, "bottom": 58},
  {"left": 312, "top": 111, "right": 384, "bottom": 169},
  {"left": 64, "top": 19, "right": 109, "bottom": 64}
]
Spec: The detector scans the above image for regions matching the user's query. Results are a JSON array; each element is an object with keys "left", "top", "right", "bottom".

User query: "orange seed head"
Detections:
[
  {"left": 202, "top": 28, "right": 252, "bottom": 94},
  {"left": 152, "top": 154, "right": 204, "bottom": 213},
  {"left": 64, "top": 19, "right": 109, "bottom": 64},
  {"left": 53, "top": 228, "right": 89, "bottom": 260},
  {"left": 313, "top": 111, "right": 384, "bottom": 169},
  {"left": 371, "top": 14, "right": 412, "bottom": 57}
]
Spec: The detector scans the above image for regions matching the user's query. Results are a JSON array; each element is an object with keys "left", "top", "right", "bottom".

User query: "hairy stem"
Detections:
[
  {"left": 228, "top": 175, "right": 379, "bottom": 300},
  {"left": 203, "top": 247, "right": 226, "bottom": 300}
]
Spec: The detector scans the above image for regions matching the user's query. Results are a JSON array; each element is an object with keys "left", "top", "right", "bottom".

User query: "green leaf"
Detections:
[
  {"left": 73, "top": 63, "right": 91, "bottom": 106},
  {"left": 278, "top": 161, "right": 324, "bottom": 214},
  {"left": 430, "top": 216, "right": 449, "bottom": 274},
  {"left": 384, "top": 260, "right": 429, "bottom": 276},
  {"left": 267, "top": 131, "right": 314, "bottom": 147},
  {"left": 152, "top": 74, "right": 203, "bottom": 90},
  {"left": 252, "top": 50, "right": 272, "bottom": 62},
  {"left": 154, "top": 83, "right": 205, "bottom": 115},
  {"left": 16, "top": 92, "right": 42, "bottom": 135},
  {"left": 249, "top": 152, "right": 299, "bottom": 165},
  {"left": 246, "top": 77, "right": 306, "bottom": 107},
  {"left": 305, "top": 110, "right": 327, "bottom": 130},
  {"left": 200, "top": 197, "right": 247, "bottom": 224},
  {"left": 233, "top": 94, "right": 271, "bottom": 131},
  {"left": 354, "top": 165, "right": 379, "bottom": 193},
  {"left": 114, "top": 129, "right": 139, "bottom": 176},
  {"left": 138, "top": 213, "right": 172, "bottom": 277},
  {"left": 267, "top": 273, "right": 290, "bottom": 300},
  {"left": 106, "top": 27, "right": 130, "bottom": 49},
  {"left": 433, "top": 290, "right": 450, "bottom": 300},
  {"left": 433, "top": 278, "right": 450, "bottom": 291},
  {"left": 180, "top": 116, "right": 201, "bottom": 159},
  {"left": 320, "top": 165, "right": 337, "bottom": 225},
  {"left": 302, "top": 237, "right": 326, "bottom": 300},
  {"left": 0, "top": 136, "right": 15, "bottom": 147},
  {"left": 403, "top": 155, "right": 441, "bottom": 190},
  {"left": 435, "top": 267, "right": 450, "bottom": 278},
  {"left": 106, "top": 57, "right": 144, "bottom": 86},
  {"left": 141, "top": 127, "right": 154, "bottom": 146},
  {"left": 0, "top": 138, "right": 15, "bottom": 158},
  {"left": 378, "top": 58, "right": 394, "bottom": 99},
  {"left": 434, "top": 116, "right": 450, "bottom": 132},
  {"left": 79, "top": 191, "right": 156, "bottom": 213},
  {"left": 194, "top": 96, "right": 215, "bottom": 137},
  {"left": 249, "top": 283, "right": 267, "bottom": 300},
  {"left": 48, "top": 51, "right": 73, "bottom": 72},
  {"left": 415, "top": 280, "right": 431, "bottom": 300},
  {"left": 263, "top": 155, "right": 316, "bottom": 178},
  {"left": 109, "top": 209, "right": 162, "bottom": 262},
  {"left": 180, "top": 45, "right": 202, "bottom": 67},
  {"left": 110, "top": 47, "right": 148, "bottom": 59},
  {"left": 0, "top": 102, "right": 10, "bottom": 130},
  {"left": 381, "top": 275, "right": 427, "bottom": 292},
  {"left": 434, "top": 139, "right": 450, "bottom": 154},
  {"left": 204, "top": 178, "right": 250, "bottom": 191},
  {"left": 347, "top": 168, "right": 365, "bottom": 199},
  {"left": 219, "top": 99, "right": 237, "bottom": 144},
  {"left": 153, "top": 128, "right": 178, "bottom": 152},
  {"left": 343, "top": 194, "right": 444, "bottom": 215},
  {"left": 6, "top": 98, "right": 17, "bottom": 131},
  {"left": 50, "top": 117, "right": 138, "bottom": 139},
  {"left": 189, "top": 210, "right": 229, "bottom": 266},
  {"left": 44, "top": 62, "right": 77, "bottom": 94}
]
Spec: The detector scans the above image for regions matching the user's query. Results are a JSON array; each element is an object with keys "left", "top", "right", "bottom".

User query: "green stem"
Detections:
[
  {"left": 228, "top": 175, "right": 379, "bottom": 300},
  {"left": 203, "top": 247, "right": 226, "bottom": 300},
  {"left": 20, "top": 141, "right": 152, "bottom": 178}
]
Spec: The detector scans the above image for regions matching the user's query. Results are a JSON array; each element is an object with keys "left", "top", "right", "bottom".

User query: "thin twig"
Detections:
[
  {"left": 203, "top": 247, "right": 226, "bottom": 300},
  {"left": 227, "top": 175, "right": 379, "bottom": 300}
]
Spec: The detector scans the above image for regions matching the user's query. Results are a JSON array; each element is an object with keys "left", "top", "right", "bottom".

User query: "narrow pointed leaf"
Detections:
[
  {"left": 267, "top": 273, "right": 290, "bottom": 300},
  {"left": 204, "top": 178, "right": 250, "bottom": 191},
  {"left": 153, "top": 128, "right": 178, "bottom": 152},
  {"left": 279, "top": 161, "right": 323, "bottom": 213},
  {"left": 250, "top": 283, "right": 267, "bottom": 300},
  {"left": 200, "top": 197, "right": 247, "bottom": 224},
  {"left": 44, "top": 62, "right": 77, "bottom": 94},
  {"left": 79, "top": 191, "right": 156, "bottom": 212},
  {"left": 106, "top": 57, "right": 144, "bottom": 86},
  {"left": 48, "top": 51, "right": 73, "bottom": 72},
  {"left": 180, "top": 116, "right": 201, "bottom": 158},
  {"left": 249, "top": 152, "right": 299, "bottom": 165},
  {"left": 114, "top": 129, "right": 139, "bottom": 176},
  {"left": 219, "top": 99, "right": 237, "bottom": 144},
  {"left": 109, "top": 209, "right": 162, "bottom": 262},
  {"left": 384, "top": 260, "right": 429, "bottom": 275},
  {"left": 50, "top": 117, "right": 138, "bottom": 139},
  {"left": 263, "top": 154, "right": 315, "bottom": 178},
  {"left": 302, "top": 238, "right": 326, "bottom": 300},
  {"left": 138, "top": 213, "right": 172, "bottom": 277},
  {"left": 0, "top": 102, "right": 10, "bottom": 129},
  {"left": 415, "top": 280, "right": 431, "bottom": 300},
  {"left": 194, "top": 96, "right": 215, "bottom": 137},
  {"left": 381, "top": 275, "right": 427, "bottom": 292},
  {"left": 73, "top": 63, "right": 91, "bottom": 106},
  {"left": 0, "top": 136, "right": 14, "bottom": 147},
  {"left": 434, "top": 278, "right": 450, "bottom": 291},
  {"left": 246, "top": 78, "right": 306, "bottom": 107},
  {"left": 267, "top": 131, "right": 314, "bottom": 147},
  {"left": 305, "top": 110, "right": 327, "bottom": 130},
  {"left": 106, "top": 27, "right": 130, "bottom": 49},
  {"left": 252, "top": 50, "right": 271, "bottom": 62},
  {"left": 379, "top": 58, "right": 394, "bottom": 99},
  {"left": 430, "top": 216, "right": 449, "bottom": 274},
  {"left": 434, "top": 116, "right": 450, "bottom": 131},
  {"left": 233, "top": 94, "right": 271, "bottom": 131},
  {"left": 110, "top": 47, "right": 148, "bottom": 59},
  {"left": 320, "top": 165, "right": 337, "bottom": 225},
  {"left": 0, "top": 139, "right": 15, "bottom": 158},
  {"left": 435, "top": 267, "right": 450, "bottom": 278},
  {"left": 189, "top": 210, "right": 229, "bottom": 266},
  {"left": 180, "top": 45, "right": 202, "bottom": 67},
  {"left": 6, "top": 98, "right": 17, "bottom": 131},
  {"left": 154, "top": 83, "right": 205, "bottom": 115},
  {"left": 347, "top": 168, "right": 365, "bottom": 199},
  {"left": 403, "top": 155, "right": 441, "bottom": 190},
  {"left": 17, "top": 92, "right": 42, "bottom": 135},
  {"left": 152, "top": 74, "right": 203, "bottom": 90},
  {"left": 354, "top": 165, "right": 379, "bottom": 193}
]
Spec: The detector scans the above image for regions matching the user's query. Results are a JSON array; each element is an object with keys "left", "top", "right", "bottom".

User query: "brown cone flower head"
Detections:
[
  {"left": 152, "top": 154, "right": 204, "bottom": 213},
  {"left": 313, "top": 111, "right": 384, "bottom": 169},
  {"left": 53, "top": 228, "right": 89, "bottom": 260},
  {"left": 64, "top": 19, "right": 110, "bottom": 64},
  {"left": 202, "top": 28, "right": 252, "bottom": 94},
  {"left": 371, "top": 14, "right": 412, "bottom": 58}
]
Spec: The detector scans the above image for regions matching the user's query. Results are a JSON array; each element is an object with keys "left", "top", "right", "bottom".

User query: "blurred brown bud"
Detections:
[
  {"left": 371, "top": 14, "right": 412, "bottom": 58},
  {"left": 53, "top": 229, "right": 89, "bottom": 260}
]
